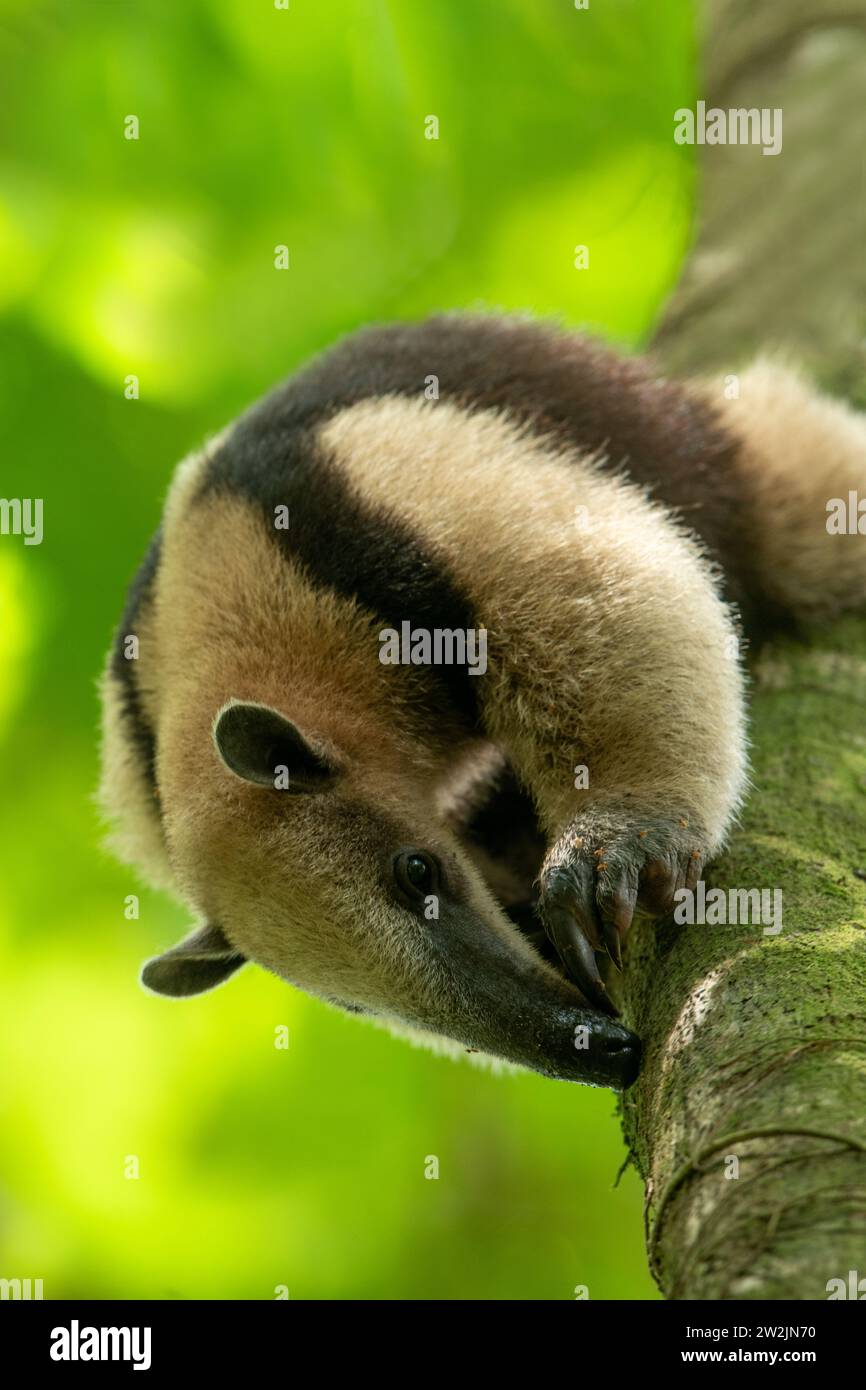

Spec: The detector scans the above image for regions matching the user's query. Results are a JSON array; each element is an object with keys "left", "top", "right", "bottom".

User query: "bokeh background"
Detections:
[{"left": 0, "top": 0, "right": 698, "bottom": 1298}]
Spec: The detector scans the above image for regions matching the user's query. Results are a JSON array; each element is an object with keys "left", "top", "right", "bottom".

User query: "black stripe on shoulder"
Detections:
[
  {"left": 211, "top": 312, "right": 766, "bottom": 627},
  {"left": 191, "top": 312, "right": 776, "bottom": 699},
  {"left": 201, "top": 423, "right": 481, "bottom": 729},
  {"left": 308, "top": 314, "right": 764, "bottom": 616},
  {"left": 110, "top": 530, "right": 162, "bottom": 789}
]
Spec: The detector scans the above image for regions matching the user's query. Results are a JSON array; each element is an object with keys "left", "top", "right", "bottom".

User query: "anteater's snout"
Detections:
[
  {"left": 597, "top": 1020, "right": 642, "bottom": 1090},
  {"left": 539, "top": 1004, "right": 641, "bottom": 1089}
]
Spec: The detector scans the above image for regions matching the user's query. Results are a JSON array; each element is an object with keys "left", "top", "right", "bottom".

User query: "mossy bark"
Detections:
[
  {"left": 617, "top": 622, "right": 866, "bottom": 1298},
  {"left": 614, "top": 0, "right": 866, "bottom": 1300}
]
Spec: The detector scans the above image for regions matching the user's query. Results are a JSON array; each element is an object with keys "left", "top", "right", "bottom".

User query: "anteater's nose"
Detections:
[
  {"left": 596, "top": 1020, "right": 642, "bottom": 1089},
  {"left": 428, "top": 909, "right": 643, "bottom": 1088},
  {"left": 537, "top": 1004, "right": 641, "bottom": 1088}
]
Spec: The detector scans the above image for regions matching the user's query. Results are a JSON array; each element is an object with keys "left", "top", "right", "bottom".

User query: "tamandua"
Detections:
[{"left": 99, "top": 314, "right": 866, "bottom": 1088}]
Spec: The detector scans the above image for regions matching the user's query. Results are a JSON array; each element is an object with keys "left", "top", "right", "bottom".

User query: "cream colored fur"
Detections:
[
  {"left": 320, "top": 398, "right": 748, "bottom": 851},
  {"left": 104, "top": 471, "right": 560, "bottom": 1022},
  {"left": 99, "top": 356, "right": 866, "bottom": 1072},
  {"left": 98, "top": 441, "right": 219, "bottom": 890},
  {"left": 707, "top": 361, "right": 866, "bottom": 618}
]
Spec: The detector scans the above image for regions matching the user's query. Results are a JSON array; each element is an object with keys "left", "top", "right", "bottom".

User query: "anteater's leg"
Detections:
[{"left": 319, "top": 393, "right": 749, "bottom": 1009}]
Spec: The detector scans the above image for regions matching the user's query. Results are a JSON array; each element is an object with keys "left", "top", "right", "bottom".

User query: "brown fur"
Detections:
[
  {"left": 320, "top": 396, "right": 747, "bottom": 850},
  {"left": 705, "top": 361, "right": 866, "bottom": 619},
  {"left": 98, "top": 315, "right": 866, "bottom": 1084}
]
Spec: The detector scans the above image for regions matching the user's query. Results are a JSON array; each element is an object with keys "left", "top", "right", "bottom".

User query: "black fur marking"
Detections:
[
  {"left": 206, "top": 313, "right": 780, "bottom": 634},
  {"left": 201, "top": 420, "right": 482, "bottom": 729},
  {"left": 111, "top": 530, "right": 162, "bottom": 790},
  {"left": 462, "top": 762, "right": 545, "bottom": 890}
]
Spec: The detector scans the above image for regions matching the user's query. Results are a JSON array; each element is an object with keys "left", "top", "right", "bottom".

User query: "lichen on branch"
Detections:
[{"left": 618, "top": 616, "right": 866, "bottom": 1299}]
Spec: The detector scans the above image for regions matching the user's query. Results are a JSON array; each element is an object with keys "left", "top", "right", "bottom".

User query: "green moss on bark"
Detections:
[{"left": 618, "top": 616, "right": 866, "bottom": 1299}]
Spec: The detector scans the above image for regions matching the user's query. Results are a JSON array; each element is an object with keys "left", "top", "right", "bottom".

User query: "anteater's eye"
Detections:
[{"left": 394, "top": 850, "right": 439, "bottom": 903}]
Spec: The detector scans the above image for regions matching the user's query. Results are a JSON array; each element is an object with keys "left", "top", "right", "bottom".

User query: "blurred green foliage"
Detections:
[{"left": 0, "top": 0, "right": 696, "bottom": 1298}]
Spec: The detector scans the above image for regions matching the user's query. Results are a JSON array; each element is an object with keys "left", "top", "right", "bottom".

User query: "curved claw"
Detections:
[
  {"left": 598, "top": 870, "right": 638, "bottom": 972},
  {"left": 544, "top": 906, "right": 620, "bottom": 1016},
  {"left": 601, "top": 921, "right": 623, "bottom": 971}
]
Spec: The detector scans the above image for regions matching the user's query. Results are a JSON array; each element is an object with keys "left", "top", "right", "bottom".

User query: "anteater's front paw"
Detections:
[{"left": 539, "top": 808, "right": 706, "bottom": 1013}]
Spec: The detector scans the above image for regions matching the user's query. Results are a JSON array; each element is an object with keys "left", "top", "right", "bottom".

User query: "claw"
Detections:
[
  {"left": 599, "top": 871, "right": 638, "bottom": 970},
  {"left": 543, "top": 813, "right": 707, "bottom": 1004},
  {"left": 544, "top": 906, "right": 619, "bottom": 1016},
  {"left": 602, "top": 920, "right": 623, "bottom": 971},
  {"left": 639, "top": 856, "right": 680, "bottom": 915},
  {"left": 581, "top": 909, "right": 605, "bottom": 952},
  {"left": 551, "top": 868, "right": 605, "bottom": 950}
]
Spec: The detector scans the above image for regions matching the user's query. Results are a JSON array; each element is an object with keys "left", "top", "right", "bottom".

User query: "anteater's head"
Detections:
[{"left": 143, "top": 699, "right": 639, "bottom": 1089}]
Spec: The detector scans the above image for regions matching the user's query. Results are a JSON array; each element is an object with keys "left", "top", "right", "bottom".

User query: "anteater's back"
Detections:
[{"left": 98, "top": 313, "right": 866, "bottom": 1085}]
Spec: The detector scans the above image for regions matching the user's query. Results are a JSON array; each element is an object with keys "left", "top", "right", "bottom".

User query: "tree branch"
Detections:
[
  {"left": 617, "top": 0, "right": 866, "bottom": 1299},
  {"left": 619, "top": 618, "right": 866, "bottom": 1297}
]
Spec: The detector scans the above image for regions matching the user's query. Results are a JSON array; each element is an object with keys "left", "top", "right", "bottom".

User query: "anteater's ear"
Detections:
[
  {"left": 141, "top": 922, "right": 246, "bottom": 997},
  {"left": 212, "top": 701, "right": 337, "bottom": 791}
]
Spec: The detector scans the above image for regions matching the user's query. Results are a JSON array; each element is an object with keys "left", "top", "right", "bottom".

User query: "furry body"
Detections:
[{"left": 100, "top": 315, "right": 866, "bottom": 1087}]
